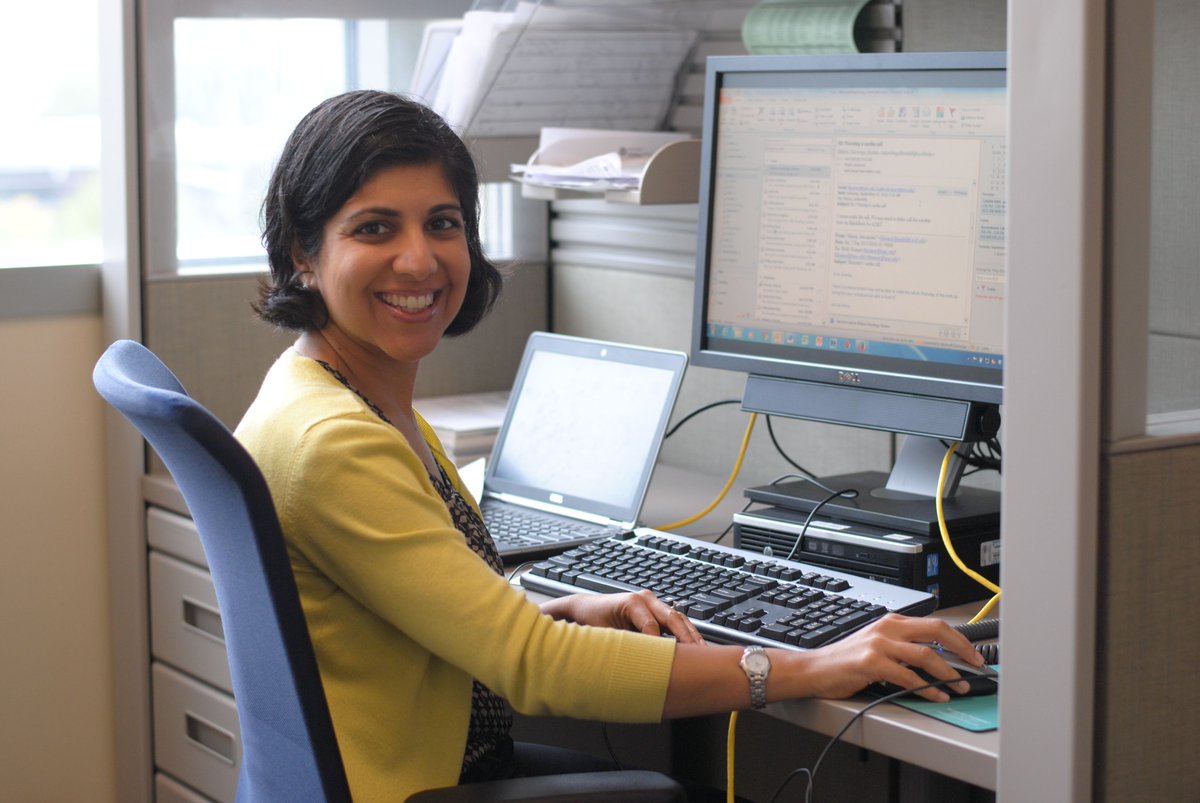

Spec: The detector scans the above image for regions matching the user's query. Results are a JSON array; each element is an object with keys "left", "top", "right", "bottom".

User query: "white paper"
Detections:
[
  {"left": 512, "top": 128, "right": 690, "bottom": 191},
  {"left": 417, "top": 391, "right": 509, "bottom": 436}
]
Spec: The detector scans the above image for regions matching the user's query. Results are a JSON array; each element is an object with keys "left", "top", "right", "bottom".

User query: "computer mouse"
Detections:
[{"left": 868, "top": 661, "right": 999, "bottom": 699}]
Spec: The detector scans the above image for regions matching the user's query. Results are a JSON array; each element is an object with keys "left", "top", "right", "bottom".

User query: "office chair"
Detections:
[{"left": 93, "top": 340, "right": 685, "bottom": 803}]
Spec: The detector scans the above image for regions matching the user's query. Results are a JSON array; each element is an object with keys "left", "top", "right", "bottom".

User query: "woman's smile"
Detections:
[{"left": 379, "top": 290, "right": 438, "bottom": 314}]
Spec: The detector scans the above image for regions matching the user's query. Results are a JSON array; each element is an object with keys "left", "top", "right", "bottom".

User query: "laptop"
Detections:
[{"left": 479, "top": 332, "right": 687, "bottom": 563}]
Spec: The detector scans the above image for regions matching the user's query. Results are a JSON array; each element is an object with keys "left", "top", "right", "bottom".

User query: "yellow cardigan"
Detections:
[{"left": 235, "top": 349, "right": 676, "bottom": 801}]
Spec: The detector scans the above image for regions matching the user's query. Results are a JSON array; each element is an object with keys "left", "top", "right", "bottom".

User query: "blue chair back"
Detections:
[{"left": 94, "top": 340, "right": 351, "bottom": 803}]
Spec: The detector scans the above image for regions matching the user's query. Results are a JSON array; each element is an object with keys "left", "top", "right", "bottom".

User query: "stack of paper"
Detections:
[
  {"left": 512, "top": 128, "right": 692, "bottom": 193},
  {"left": 417, "top": 390, "right": 509, "bottom": 467}
]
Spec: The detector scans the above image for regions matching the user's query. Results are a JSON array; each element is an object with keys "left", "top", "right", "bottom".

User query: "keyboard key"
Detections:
[
  {"left": 758, "top": 622, "right": 794, "bottom": 641},
  {"left": 685, "top": 602, "right": 719, "bottom": 620},
  {"left": 798, "top": 625, "right": 841, "bottom": 648},
  {"left": 833, "top": 609, "right": 881, "bottom": 632},
  {"left": 713, "top": 588, "right": 749, "bottom": 604},
  {"left": 575, "top": 573, "right": 641, "bottom": 594}
]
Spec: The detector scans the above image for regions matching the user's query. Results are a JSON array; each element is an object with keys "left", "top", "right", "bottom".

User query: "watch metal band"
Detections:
[{"left": 741, "top": 646, "right": 769, "bottom": 710}]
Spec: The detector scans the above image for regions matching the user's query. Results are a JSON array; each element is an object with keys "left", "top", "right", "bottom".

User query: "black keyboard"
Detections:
[
  {"left": 483, "top": 500, "right": 620, "bottom": 561},
  {"left": 521, "top": 529, "right": 938, "bottom": 650}
]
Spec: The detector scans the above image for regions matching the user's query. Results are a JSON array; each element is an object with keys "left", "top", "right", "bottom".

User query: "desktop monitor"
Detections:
[{"left": 691, "top": 52, "right": 1007, "bottom": 532}]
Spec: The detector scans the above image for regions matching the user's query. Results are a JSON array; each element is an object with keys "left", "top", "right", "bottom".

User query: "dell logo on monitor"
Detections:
[{"left": 837, "top": 371, "right": 862, "bottom": 385}]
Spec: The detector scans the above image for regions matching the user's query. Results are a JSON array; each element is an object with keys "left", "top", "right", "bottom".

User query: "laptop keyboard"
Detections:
[
  {"left": 520, "top": 530, "right": 938, "bottom": 650},
  {"left": 483, "top": 501, "right": 617, "bottom": 554}
]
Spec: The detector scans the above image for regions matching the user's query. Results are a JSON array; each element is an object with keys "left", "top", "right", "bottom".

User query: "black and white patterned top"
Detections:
[
  {"left": 426, "top": 469, "right": 515, "bottom": 780},
  {"left": 314, "top": 360, "right": 513, "bottom": 779}
]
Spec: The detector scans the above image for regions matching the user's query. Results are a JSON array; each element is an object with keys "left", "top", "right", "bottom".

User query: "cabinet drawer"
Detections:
[
  {"left": 147, "top": 506, "right": 209, "bottom": 567},
  {"left": 152, "top": 663, "right": 241, "bottom": 803},
  {"left": 149, "top": 551, "right": 232, "bottom": 693},
  {"left": 156, "top": 771, "right": 218, "bottom": 803}
]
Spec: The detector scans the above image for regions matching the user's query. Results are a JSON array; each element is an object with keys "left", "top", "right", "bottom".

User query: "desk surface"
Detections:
[
  {"left": 762, "top": 604, "right": 998, "bottom": 791},
  {"left": 638, "top": 464, "right": 999, "bottom": 791}
]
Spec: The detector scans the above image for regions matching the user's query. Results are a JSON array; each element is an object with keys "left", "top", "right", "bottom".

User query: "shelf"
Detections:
[{"left": 517, "top": 137, "right": 700, "bottom": 205}]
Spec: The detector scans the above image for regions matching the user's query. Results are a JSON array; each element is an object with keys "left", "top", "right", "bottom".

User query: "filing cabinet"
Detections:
[
  {"left": 146, "top": 506, "right": 241, "bottom": 802},
  {"left": 156, "top": 772, "right": 217, "bottom": 803}
]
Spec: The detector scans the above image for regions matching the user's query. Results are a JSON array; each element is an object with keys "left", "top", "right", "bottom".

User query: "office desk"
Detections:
[{"left": 633, "top": 464, "right": 1000, "bottom": 792}]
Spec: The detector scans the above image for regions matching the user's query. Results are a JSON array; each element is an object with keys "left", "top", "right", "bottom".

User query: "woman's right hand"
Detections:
[{"left": 795, "top": 613, "right": 984, "bottom": 702}]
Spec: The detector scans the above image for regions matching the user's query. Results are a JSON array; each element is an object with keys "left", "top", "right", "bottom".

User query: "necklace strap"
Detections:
[{"left": 314, "top": 359, "right": 395, "bottom": 426}]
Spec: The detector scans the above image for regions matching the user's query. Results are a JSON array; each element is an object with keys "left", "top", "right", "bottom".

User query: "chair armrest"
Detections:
[{"left": 404, "top": 769, "right": 686, "bottom": 802}]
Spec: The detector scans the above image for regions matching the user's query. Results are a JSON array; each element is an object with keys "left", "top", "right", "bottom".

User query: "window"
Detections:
[
  {"left": 140, "top": 1, "right": 486, "bottom": 279},
  {"left": 0, "top": 0, "right": 102, "bottom": 269},
  {"left": 169, "top": 18, "right": 351, "bottom": 274}
]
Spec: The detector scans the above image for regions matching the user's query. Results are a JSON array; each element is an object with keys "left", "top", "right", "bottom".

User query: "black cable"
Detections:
[
  {"left": 663, "top": 398, "right": 742, "bottom": 439},
  {"left": 764, "top": 414, "right": 820, "bottom": 479},
  {"left": 946, "top": 437, "right": 1003, "bottom": 475},
  {"left": 782, "top": 486, "right": 858, "bottom": 562},
  {"left": 953, "top": 617, "right": 1000, "bottom": 642},
  {"left": 766, "top": 678, "right": 970, "bottom": 803},
  {"left": 600, "top": 723, "right": 626, "bottom": 770}
]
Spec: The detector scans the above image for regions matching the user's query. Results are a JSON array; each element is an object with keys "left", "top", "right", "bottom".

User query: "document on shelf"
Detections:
[
  {"left": 512, "top": 128, "right": 691, "bottom": 192},
  {"left": 424, "top": 2, "right": 698, "bottom": 137}
]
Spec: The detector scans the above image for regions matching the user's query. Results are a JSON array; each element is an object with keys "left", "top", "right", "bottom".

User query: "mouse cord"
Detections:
[
  {"left": 935, "top": 442, "right": 1002, "bottom": 624},
  {"left": 766, "top": 678, "right": 966, "bottom": 803}
]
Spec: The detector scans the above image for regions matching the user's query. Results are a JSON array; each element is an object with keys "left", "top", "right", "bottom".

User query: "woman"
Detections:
[{"left": 236, "top": 90, "right": 983, "bottom": 801}]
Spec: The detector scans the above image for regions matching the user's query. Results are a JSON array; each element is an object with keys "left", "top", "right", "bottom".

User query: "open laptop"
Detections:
[{"left": 479, "top": 332, "right": 687, "bottom": 563}]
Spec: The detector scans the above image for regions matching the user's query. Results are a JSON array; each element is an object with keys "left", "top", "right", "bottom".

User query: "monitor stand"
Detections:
[{"left": 743, "top": 435, "right": 1001, "bottom": 537}]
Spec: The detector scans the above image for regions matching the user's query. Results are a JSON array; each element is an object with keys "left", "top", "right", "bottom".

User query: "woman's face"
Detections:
[{"left": 299, "top": 162, "right": 471, "bottom": 370}]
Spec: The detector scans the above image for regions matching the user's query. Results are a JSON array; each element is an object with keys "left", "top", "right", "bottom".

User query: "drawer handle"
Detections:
[
  {"left": 185, "top": 711, "right": 236, "bottom": 765},
  {"left": 182, "top": 597, "right": 225, "bottom": 642}
]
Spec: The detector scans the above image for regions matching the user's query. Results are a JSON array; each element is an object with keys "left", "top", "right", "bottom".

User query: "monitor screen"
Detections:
[{"left": 692, "top": 52, "right": 1006, "bottom": 444}]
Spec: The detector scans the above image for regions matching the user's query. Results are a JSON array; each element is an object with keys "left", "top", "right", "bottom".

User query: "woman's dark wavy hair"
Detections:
[{"left": 255, "top": 90, "right": 502, "bottom": 335}]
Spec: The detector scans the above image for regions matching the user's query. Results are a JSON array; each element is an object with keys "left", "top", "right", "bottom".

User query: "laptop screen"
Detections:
[{"left": 485, "top": 333, "right": 687, "bottom": 523}]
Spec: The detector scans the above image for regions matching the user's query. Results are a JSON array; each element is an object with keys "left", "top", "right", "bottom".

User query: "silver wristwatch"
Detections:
[{"left": 738, "top": 646, "right": 771, "bottom": 710}]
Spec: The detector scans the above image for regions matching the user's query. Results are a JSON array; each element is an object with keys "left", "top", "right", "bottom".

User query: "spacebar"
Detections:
[{"left": 574, "top": 573, "right": 642, "bottom": 594}]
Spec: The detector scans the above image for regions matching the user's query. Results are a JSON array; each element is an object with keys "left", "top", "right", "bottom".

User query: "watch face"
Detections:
[{"left": 744, "top": 650, "right": 770, "bottom": 674}]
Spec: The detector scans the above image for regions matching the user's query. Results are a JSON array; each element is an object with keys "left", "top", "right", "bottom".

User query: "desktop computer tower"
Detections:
[{"left": 732, "top": 503, "right": 1000, "bottom": 608}]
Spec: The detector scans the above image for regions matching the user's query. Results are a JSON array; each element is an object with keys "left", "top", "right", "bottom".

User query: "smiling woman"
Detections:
[{"left": 233, "top": 90, "right": 984, "bottom": 803}]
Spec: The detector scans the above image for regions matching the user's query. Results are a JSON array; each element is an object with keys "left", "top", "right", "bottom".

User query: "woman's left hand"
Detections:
[{"left": 541, "top": 590, "right": 705, "bottom": 644}]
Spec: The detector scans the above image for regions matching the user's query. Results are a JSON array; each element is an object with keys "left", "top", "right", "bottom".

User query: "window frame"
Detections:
[{"left": 139, "top": 0, "right": 471, "bottom": 282}]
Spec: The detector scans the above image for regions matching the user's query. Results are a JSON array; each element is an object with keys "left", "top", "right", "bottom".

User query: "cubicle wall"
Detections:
[
  {"left": 1092, "top": 1, "right": 1200, "bottom": 799},
  {"left": 1097, "top": 441, "right": 1200, "bottom": 801}
]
